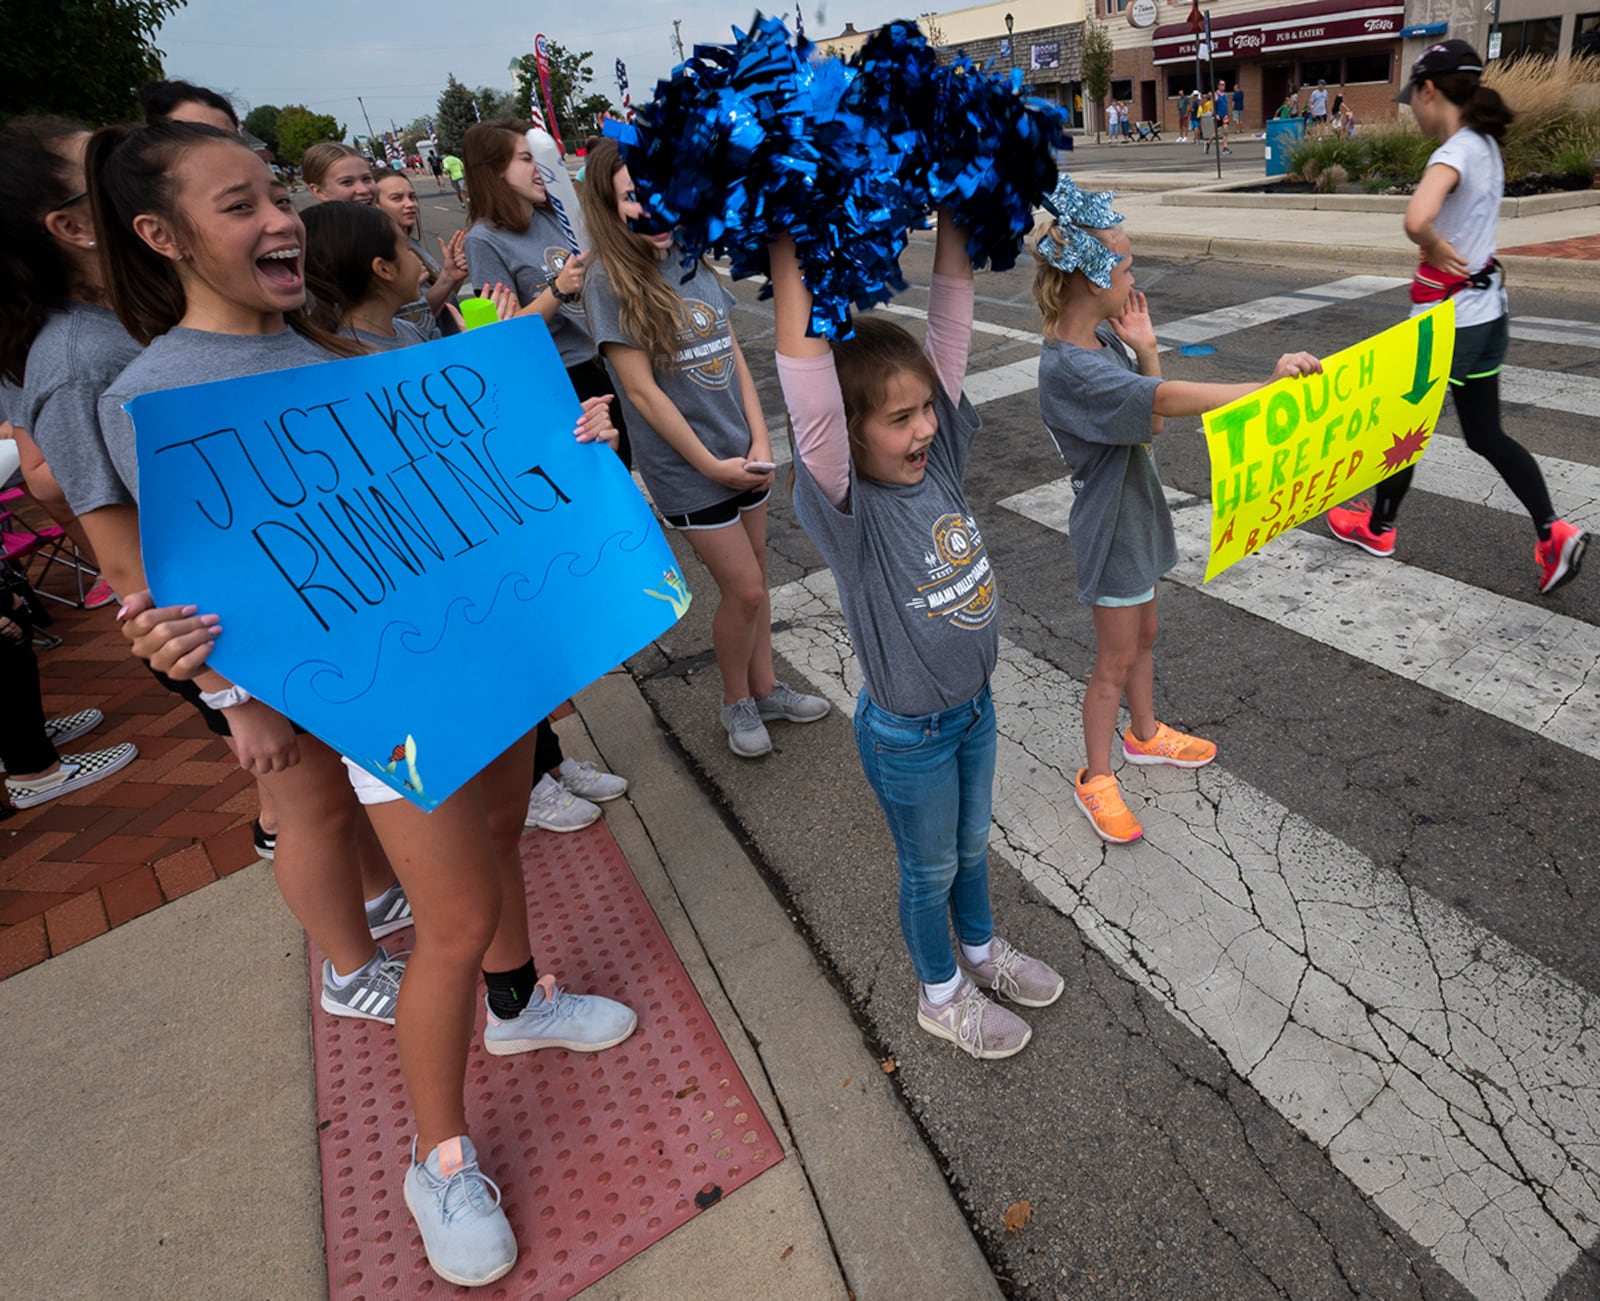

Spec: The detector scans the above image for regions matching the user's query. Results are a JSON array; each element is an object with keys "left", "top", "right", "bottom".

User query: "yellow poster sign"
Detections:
[{"left": 1202, "top": 301, "right": 1456, "bottom": 581}]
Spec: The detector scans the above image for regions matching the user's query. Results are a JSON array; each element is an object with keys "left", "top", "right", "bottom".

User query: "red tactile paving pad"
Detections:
[{"left": 309, "top": 819, "right": 783, "bottom": 1300}]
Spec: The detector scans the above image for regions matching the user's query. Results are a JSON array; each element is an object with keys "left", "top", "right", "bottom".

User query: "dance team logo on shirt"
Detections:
[
  {"left": 906, "top": 512, "right": 996, "bottom": 631},
  {"left": 673, "top": 298, "right": 734, "bottom": 390},
  {"left": 544, "top": 246, "right": 586, "bottom": 317}
]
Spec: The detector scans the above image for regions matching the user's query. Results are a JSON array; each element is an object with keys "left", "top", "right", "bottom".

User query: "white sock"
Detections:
[
  {"left": 329, "top": 951, "right": 379, "bottom": 987},
  {"left": 922, "top": 972, "right": 964, "bottom": 1005},
  {"left": 960, "top": 938, "right": 993, "bottom": 966},
  {"left": 364, "top": 884, "right": 394, "bottom": 907}
]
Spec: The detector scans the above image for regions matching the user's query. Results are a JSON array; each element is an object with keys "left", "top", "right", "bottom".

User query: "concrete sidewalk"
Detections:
[
  {"left": 1048, "top": 134, "right": 1600, "bottom": 289},
  {"left": 0, "top": 673, "right": 1001, "bottom": 1301}
]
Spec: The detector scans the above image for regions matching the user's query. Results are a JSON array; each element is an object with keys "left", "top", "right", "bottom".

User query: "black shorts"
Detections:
[
  {"left": 662, "top": 486, "right": 771, "bottom": 531},
  {"left": 1449, "top": 314, "right": 1508, "bottom": 385}
]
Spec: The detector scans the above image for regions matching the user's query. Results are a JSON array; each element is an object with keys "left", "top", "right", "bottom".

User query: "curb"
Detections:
[{"left": 1135, "top": 232, "right": 1600, "bottom": 291}]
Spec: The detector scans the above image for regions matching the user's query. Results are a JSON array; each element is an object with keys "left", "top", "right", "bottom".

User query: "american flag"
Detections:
[
  {"left": 615, "top": 58, "right": 633, "bottom": 121},
  {"left": 795, "top": 2, "right": 804, "bottom": 39},
  {"left": 425, "top": 117, "right": 439, "bottom": 145}
]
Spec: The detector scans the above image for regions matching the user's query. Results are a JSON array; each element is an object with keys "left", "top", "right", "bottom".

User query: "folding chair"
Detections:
[
  {"left": 0, "top": 487, "right": 97, "bottom": 607},
  {"left": 1134, "top": 120, "right": 1162, "bottom": 142}
]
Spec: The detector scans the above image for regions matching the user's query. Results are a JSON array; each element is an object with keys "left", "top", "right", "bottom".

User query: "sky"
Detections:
[{"left": 152, "top": 0, "right": 914, "bottom": 140}]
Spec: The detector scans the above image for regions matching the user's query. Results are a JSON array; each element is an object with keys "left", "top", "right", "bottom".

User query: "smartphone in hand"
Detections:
[{"left": 744, "top": 460, "right": 776, "bottom": 474}]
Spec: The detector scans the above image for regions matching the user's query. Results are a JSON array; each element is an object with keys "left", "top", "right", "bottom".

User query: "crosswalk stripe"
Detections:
[
  {"left": 1152, "top": 275, "right": 1409, "bottom": 346},
  {"left": 1418, "top": 435, "right": 1600, "bottom": 533},
  {"left": 1501, "top": 365, "right": 1600, "bottom": 416},
  {"left": 996, "top": 481, "right": 1600, "bottom": 757},
  {"left": 1509, "top": 317, "right": 1600, "bottom": 349},
  {"left": 769, "top": 570, "right": 1600, "bottom": 1301}
]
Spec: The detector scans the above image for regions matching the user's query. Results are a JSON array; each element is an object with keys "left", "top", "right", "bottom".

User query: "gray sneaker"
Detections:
[
  {"left": 319, "top": 946, "right": 406, "bottom": 1023},
  {"left": 364, "top": 880, "right": 413, "bottom": 940},
  {"left": 916, "top": 977, "right": 1032, "bottom": 1059},
  {"left": 720, "top": 697, "right": 773, "bottom": 757},
  {"left": 957, "top": 936, "right": 1064, "bottom": 1008},
  {"left": 483, "top": 976, "right": 638, "bottom": 1055},
  {"left": 755, "top": 680, "right": 831, "bottom": 724}
]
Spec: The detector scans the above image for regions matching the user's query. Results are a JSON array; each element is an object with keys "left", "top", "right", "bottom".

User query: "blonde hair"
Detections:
[
  {"left": 576, "top": 138, "right": 691, "bottom": 369},
  {"left": 301, "top": 141, "right": 364, "bottom": 190},
  {"left": 1030, "top": 215, "right": 1099, "bottom": 341}
]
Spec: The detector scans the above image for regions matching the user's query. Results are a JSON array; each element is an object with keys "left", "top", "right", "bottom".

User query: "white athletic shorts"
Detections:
[{"left": 343, "top": 756, "right": 405, "bottom": 806}]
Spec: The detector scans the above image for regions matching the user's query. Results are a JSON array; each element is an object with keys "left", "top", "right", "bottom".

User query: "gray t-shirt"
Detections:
[
  {"left": 343, "top": 317, "right": 433, "bottom": 353},
  {"left": 586, "top": 254, "right": 752, "bottom": 517},
  {"left": 99, "top": 326, "right": 335, "bottom": 503},
  {"left": 792, "top": 383, "right": 998, "bottom": 719},
  {"left": 464, "top": 210, "right": 594, "bottom": 367},
  {"left": 19, "top": 302, "right": 143, "bottom": 515},
  {"left": 1038, "top": 326, "right": 1176, "bottom": 605},
  {"left": 1413, "top": 128, "right": 1507, "bottom": 329}
]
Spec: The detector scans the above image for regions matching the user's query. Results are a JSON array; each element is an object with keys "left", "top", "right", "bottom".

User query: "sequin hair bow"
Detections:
[{"left": 1036, "top": 173, "right": 1125, "bottom": 289}]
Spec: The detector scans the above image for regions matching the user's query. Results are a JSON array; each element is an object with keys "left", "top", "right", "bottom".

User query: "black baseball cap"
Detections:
[{"left": 1396, "top": 39, "right": 1484, "bottom": 102}]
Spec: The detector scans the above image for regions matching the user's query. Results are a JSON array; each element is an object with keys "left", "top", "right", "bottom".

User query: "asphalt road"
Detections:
[{"left": 380, "top": 190, "right": 1600, "bottom": 1299}]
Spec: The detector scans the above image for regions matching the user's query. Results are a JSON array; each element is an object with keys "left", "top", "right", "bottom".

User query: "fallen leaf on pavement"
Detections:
[
  {"left": 1003, "top": 1199, "right": 1033, "bottom": 1239},
  {"left": 779, "top": 1245, "right": 794, "bottom": 1261},
  {"left": 881, "top": 1059, "right": 897, "bottom": 1074},
  {"left": 841, "top": 1077, "right": 852, "bottom": 1087}
]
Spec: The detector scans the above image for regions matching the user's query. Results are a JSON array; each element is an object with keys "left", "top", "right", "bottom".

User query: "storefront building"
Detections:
[{"left": 1145, "top": 0, "right": 1406, "bottom": 129}]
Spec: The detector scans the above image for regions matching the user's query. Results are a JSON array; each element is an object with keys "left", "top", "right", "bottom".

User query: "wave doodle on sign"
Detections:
[{"left": 280, "top": 527, "right": 655, "bottom": 709}]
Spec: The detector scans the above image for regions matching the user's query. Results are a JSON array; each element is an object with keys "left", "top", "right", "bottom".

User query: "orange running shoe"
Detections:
[
  {"left": 1535, "top": 519, "right": 1587, "bottom": 595},
  {"left": 1122, "top": 721, "right": 1218, "bottom": 769},
  {"left": 1074, "top": 769, "right": 1143, "bottom": 844},
  {"left": 1326, "top": 499, "right": 1395, "bottom": 558}
]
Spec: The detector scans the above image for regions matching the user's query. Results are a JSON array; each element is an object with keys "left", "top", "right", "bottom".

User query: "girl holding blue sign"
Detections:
[
  {"left": 93, "top": 121, "right": 635, "bottom": 1288},
  {"left": 579, "top": 138, "right": 831, "bottom": 759}
]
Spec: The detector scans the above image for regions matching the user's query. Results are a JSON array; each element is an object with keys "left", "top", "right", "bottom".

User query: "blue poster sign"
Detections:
[{"left": 129, "top": 317, "right": 690, "bottom": 810}]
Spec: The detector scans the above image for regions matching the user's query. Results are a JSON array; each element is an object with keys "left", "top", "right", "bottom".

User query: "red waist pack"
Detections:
[{"left": 1410, "top": 258, "right": 1500, "bottom": 304}]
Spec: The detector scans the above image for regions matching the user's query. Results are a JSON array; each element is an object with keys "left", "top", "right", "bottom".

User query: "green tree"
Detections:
[
  {"left": 1, "top": 0, "right": 188, "bottom": 124},
  {"left": 435, "top": 74, "right": 477, "bottom": 153},
  {"left": 473, "top": 86, "right": 516, "bottom": 122},
  {"left": 512, "top": 41, "right": 602, "bottom": 145},
  {"left": 275, "top": 104, "right": 345, "bottom": 166},
  {"left": 243, "top": 104, "right": 281, "bottom": 154},
  {"left": 1082, "top": 18, "right": 1114, "bottom": 143}
]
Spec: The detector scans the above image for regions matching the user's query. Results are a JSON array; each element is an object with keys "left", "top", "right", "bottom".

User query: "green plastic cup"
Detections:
[{"left": 457, "top": 297, "right": 499, "bottom": 330}]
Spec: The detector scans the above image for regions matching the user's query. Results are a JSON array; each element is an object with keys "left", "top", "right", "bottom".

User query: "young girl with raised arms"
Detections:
[
  {"left": 1031, "top": 176, "right": 1320, "bottom": 845},
  {"left": 579, "top": 138, "right": 829, "bottom": 757},
  {"left": 95, "top": 121, "right": 635, "bottom": 1289},
  {"left": 770, "top": 217, "right": 1062, "bottom": 1060}
]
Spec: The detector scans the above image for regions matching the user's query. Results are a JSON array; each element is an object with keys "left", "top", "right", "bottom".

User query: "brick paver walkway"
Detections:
[
  {"left": 1501, "top": 234, "right": 1600, "bottom": 260},
  {"left": 1, "top": 596, "right": 260, "bottom": 980}
]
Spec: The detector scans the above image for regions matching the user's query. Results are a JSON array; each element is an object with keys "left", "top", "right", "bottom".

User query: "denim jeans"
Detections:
[{"left": 854, "top": 685, "right": 997, "bottom": 984}]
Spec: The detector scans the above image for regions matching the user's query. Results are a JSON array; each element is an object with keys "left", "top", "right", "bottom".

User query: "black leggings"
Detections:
[{"left": 1371, "top": 371, "right": 1555, "bottom": 535}]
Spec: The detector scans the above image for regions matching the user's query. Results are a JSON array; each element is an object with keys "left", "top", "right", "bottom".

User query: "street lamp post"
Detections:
[{"left": 1005, "top": 12, "right": 1016, "bottom": 73}]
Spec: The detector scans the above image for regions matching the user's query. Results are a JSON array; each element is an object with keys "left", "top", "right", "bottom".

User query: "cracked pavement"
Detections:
[{"left": 626, "top": 249, "right": 1600, "bottom": 1299}]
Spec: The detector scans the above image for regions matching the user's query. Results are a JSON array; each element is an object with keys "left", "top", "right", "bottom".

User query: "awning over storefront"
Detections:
[{"left": 1153, "top": 0, "right": 1403, "bottom": 65}]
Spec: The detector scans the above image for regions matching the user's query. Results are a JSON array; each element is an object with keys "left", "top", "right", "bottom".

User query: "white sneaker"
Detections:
[
  {"left": 557, "top": 756, "right": 628, "bottom": 802},
  {"left": 524, "top": 772, "right": 600, "bottom": 832}
]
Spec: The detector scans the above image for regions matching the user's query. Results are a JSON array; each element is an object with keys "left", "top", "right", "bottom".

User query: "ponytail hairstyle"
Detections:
[
  {"left": 576, "top": 137, "right": 690, "bottom": 370},
  {"left": 0, "top": 116, "right": 87, "bottom": 386},
  {"left": 301, "top": 141, "right": 366, "bottom": 191},
  {"left": 301, "top": 201, "right": 403, "bottom": 331},
  {"left": 86, "top": 121, "right": 360, "bottom": 357},
  {"left": 829, "top": 317, "right": 940, "bottom": 469},
  {"left": 1432, "top": 71, "right": 1514, "bottom": 144},
  {"left": 462, "top": 119, "right": 536, "bottom": 231}
]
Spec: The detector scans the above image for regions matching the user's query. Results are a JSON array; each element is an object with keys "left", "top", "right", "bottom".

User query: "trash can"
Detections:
[{"left": 1264, "top": 118, "right": 1306, "bottom": 178}]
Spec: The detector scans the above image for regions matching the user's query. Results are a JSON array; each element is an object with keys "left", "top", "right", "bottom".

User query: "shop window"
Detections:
[
  {"left": 1299, "top": 57, "right": 1340, "bottom": 87},
  {"left": 1111, "top": 78, "right": 1134, "bottom": 99},
  {"left": 1105, "top": 0, "right": 1129, "bottom": 13},
  {"left": 1344, "top": 52, "right": 1391, "bottom": 84},
  {"left": 1496, "top": 17, "right": 1563, "bottom": 61},
  {"left": 1576, "top": 12, "right": 1600, "bottom": 54}
]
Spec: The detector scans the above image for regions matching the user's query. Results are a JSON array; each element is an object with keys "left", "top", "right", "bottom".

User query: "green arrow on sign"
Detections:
[{"left": 1402, "top": 314, "right": 1438, "bottom": 405}]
